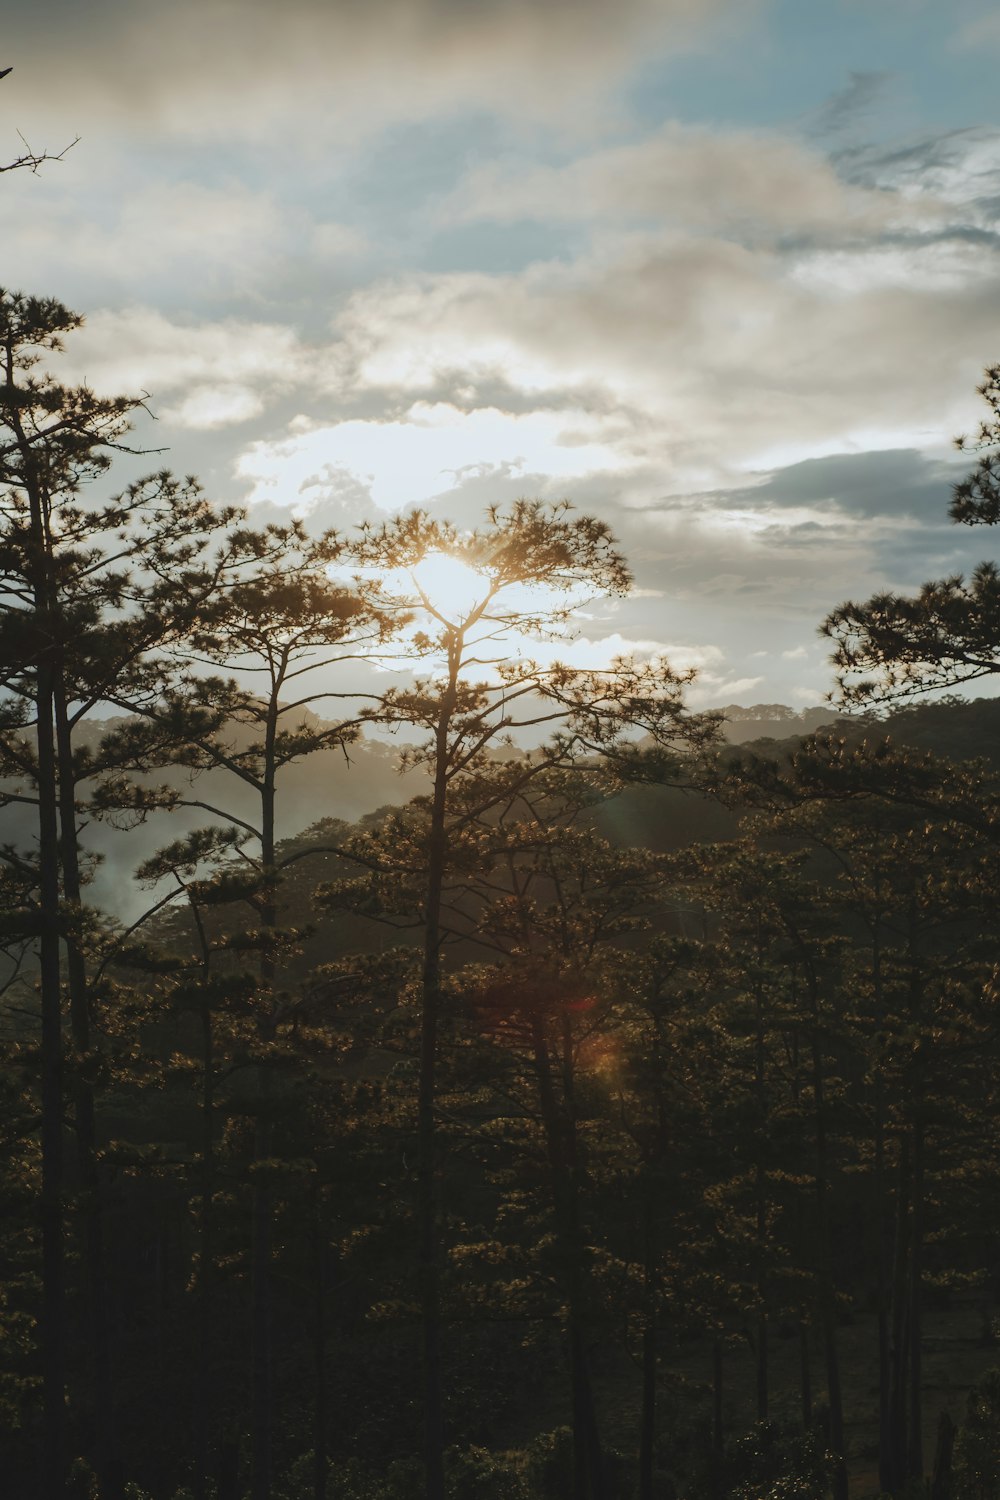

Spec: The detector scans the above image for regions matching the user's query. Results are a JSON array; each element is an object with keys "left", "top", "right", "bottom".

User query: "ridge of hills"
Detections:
[{"left": 6, "top": 696, "right": 1000, "bottom": 918}]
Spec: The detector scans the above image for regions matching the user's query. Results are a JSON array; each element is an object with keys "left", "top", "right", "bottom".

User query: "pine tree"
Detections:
[
  {"left": 321, "top": 538, "right": 719, "bottom": 1500},
  {"left": 823, "top": 366, "right": 1000, "bottom": 705}
]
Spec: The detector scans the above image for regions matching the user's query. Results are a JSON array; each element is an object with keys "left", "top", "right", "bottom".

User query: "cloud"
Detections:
[
  {"left": 0, "top": 181, "right": 275, "bottom": 295},
  {"left": 439, "top": 121, "right": 928, "bottom": 238},
  {"left": 5, "top": 0, "right": 737, "bottom": 144},
  {"left": 501, "top": 631, "right": 720, "bottom": 674},
  {"left": 836, "top": 126, "right": 1000, "bottom": 210},
  {"left": 316, "top": 223, "right": 999, "bottom": 490},
  {"left": 236, "top": 402, "right": 638, "bottom": 512},
  {"left": 790, "top": 238, "right": 998, "bottom": 296},
  {"left": 809, "top": 70, "right": 893, "bottom": 140},
  {"left": 58, "top": 307, "right": 319, "bottom": 417},
  {"left": 0, "top": 174, "right": 370, "bottom": 313},
  {"left": 162, "top": 385, "right": 266, "bottom": 430},
  {"left": 439, "top": 626, "right": 763, "bottom": 707},
  {"left": 731, "top": 448, "right": 959, "bottom": 522},
  {"left": 43, "top": 121, "right": 996, "bottom": 523}
]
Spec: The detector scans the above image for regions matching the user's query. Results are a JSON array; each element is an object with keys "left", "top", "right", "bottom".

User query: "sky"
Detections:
[{"left": 5, "top": 0, "right": 1000, "bottom": 709}]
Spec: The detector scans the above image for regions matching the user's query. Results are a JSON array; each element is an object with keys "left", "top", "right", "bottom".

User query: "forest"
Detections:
[{"left": 5, "top": 286, "right": 1000, "bottom": 1500}]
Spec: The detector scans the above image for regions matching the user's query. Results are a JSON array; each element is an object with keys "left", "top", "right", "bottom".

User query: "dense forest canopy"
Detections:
[{"left": 4, "top": 279, "right": 1000, "bottom": 1500}]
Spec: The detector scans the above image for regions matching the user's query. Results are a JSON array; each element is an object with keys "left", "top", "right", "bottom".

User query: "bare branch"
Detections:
[{"left": 1, "top": 128, "right": 80, "bottom": 177}]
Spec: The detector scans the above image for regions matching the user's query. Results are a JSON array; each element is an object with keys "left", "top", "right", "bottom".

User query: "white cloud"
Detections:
[
  {"left": 162, "top": 385, "right": 266, "bottom": 430},
  {"left": 0, "top": 181, "right": 294, "bottom": 301},
  {"left": 58, "top": 308, "right": 317, "bottom": 411},
  {"left": 687, "top": 675, "right": 765, "bottom": 705},
  {"left": 790, "top": 240, "right": 998, "bottom": 297},
  {"left": 439, "top": 122, "right": 942, "bottom": 237},
  {"left": 319, "top": 226, "right": 998, "bottom": 490},
  {"left": 236, "top": 402, "right": 638, "bottom": 511},
  {"left": 530, "top": 635, "right": 725, "bottom": 673},
  {"left": 521, "top": 633, "right": 762, "bottom": 706}
]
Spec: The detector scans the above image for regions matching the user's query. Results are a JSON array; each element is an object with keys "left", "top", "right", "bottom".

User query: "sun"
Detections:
[{"left": 411, "top": 551, "right": 490, "bottom": 620}]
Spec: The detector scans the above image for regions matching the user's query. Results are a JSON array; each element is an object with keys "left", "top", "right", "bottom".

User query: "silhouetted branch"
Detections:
[{"left": 1, "top": 129, "right": 79, "bottom": 176}]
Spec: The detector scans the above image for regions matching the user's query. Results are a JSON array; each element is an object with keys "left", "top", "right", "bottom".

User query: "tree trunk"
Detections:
[
  {"left": 754, "top": 981, "right": 768, "bottom": 1424},
  {"left": 37, "top": 653, "right": 65, "bottom": 1500},
  {"left": 875, "top": 1075, "right": 894, "bottom": 1496},
  {"left": 312, "top": 1194, "right": 328, "bottom": 1500},
  {"left": 805, "top": 967, "right": 847, "bottom": 1500},
  {"left": 888, "top": 1135, "right": 912, "bottom": 1492},
  {"left": 531, "top": 1015, "right": 606, "bottom": 1500},
  {"left": 638, "top": 1194, "right": 656, "bottom": 1500},
  {"left": 907, "top": 1121, "right": 924, "bottom": 1483},
  {"left": 22, "top": 432, "right": 66, "bottom": 1500},
  {"left": 712, "top": 1338, "right": 724, "bottom": 1470},
  {"left": 562, "top": 1016, "right": 606, "bottom": 1500},
  {"left": 799, "top": 1321, "right": 811, "bottom": 1429},
  {"left": 54, "top": 683, "right": 121, "bottom": 1500},
  {"left": 415, "top": 657, "right": 460, "bottom": 1500},
  {"left": 251, "top": 766, "right": 278, "bottom": 1500},
  {"left": 930, "top": 1408, "right": 954, "bottom": 1500},
  {"left": 869, "top": 930, "right": 895, "bottom": 1497},
  {"left": 194, "top": 982, "right": 215, "bottom": 1500},
  {"left": 250, "top": 1109, "right": 274, "bottom": 1500},
  {"left": 251, "top": 735, "right": 283, "bottom": 1500}
]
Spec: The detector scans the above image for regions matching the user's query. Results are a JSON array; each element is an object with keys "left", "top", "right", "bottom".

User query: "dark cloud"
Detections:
[
  {"left": 736, "top": 448, "right": 959, "bottom": 521},
  {"left": 595, "top": 449, "right": 978, "bottom": 640},
  {"left": 834, "top": 125, "right": 1000, "bottom": 196},
  {"left": 810, "top": 70, "right": 893, "bottom": 140},
  {"left": 5, "top": 0, "right": 729, "bottom": 141}
]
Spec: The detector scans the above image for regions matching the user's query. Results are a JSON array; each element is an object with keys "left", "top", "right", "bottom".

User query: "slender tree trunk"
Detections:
[
  {"left": 312, "top": 1193, "right": 328, "bottom": 1500},
  {"left": 54, "top": 684, "right": 121, "bottom": 1500},
  {"left": 904, "top": 915, "right": 925, "bottom": 1489},
  {"left": 194, "top": 978, "right": 215, "bottom": 1500},
  {"left": 889, "top": 1135, "right": 912, "bottom": 1492},
  {"left": 818, "top": 1291, "right": 847, "bottom": 1500},
  {"left": 799, "top": 1321, "right": 812, "bottom": 1428},
  {"left": 805, "top": 967, "right": 847, "bottom": 1500},
  {"left": 252, "top": 765, "right": 278, "bottom": 1500},
  {"left": 639, "top": 1007, "right": 672, "bottom": 1500},
  {"left": 712, "top": 1339, "right": 724, "bottom": 1466},
  {"left": 250, "top": 1076, "right": 274, "bottom": 1500},
  {"left": 21, "top": 429, "right": 66, "bottom": 1500},
  {"left": 753, "top": 1158, "right": 768, "bottom": 1425},
  {"left": 790, "top": 1043, "right": 812, "bottom": 1432},
  {"left": 875, "top": 1074, "right": 894, "bottom": 1495},
  {"left": 869, "top": 927, "right": 898, "bottom": 1497},
  {"left": 930, "top": 1409, "right": 954, "bottom": 1500},
  {"left": 560, "top": 1015, "right": 606, "bottom": 1500},
  {"left": 37, "top": 654, "right": 65, "bottom": 1500},
  {"left": 416, "top": 668, "right": 457, "bottom": 1500},
  {"left": 638, "top": 1193, "right": 656, "bottom": 1500},
  {"left": 753, "top": 979, "right": 768, "bottom": 1423},
  {"left": 530, "top": 1015, "right": 606, "bottom": 1500},
  {"left": 907, "top": 1121, "right": 925, "bottom": 1483}
]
